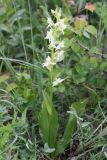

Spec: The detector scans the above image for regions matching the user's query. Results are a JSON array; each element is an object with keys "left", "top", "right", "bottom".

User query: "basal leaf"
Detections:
[
  {"left": 39, "top": 93, "right": 59, "bottom": 149},
  {"left": 42, "top": 91, "right": 52, "bottom": 115},
  {"left": 56, "top": 114, "right": 77, "bottom": 155}
]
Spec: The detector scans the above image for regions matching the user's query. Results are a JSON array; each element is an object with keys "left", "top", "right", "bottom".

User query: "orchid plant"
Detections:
[{"left": 39, "top": 8, "right": 90, "bottom": 158}]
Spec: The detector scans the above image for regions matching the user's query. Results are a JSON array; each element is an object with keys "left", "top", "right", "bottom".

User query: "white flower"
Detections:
[
  {"left": 51, "top": 9, "right": 55, "bottom": 15},
  {"left": 47, "top": 17, "right": 53, "bottom": 28},
  {"left": 45, "top": 29, "right": 56, "bottom": 49},
  {"left": 54, "top": 50, "right": 64, "bottom": 62},
  {"left": 53, "top": 78, "right": 65, "bottom": 87},
  {"left": 58, "top": 19, "right": 67, "bottom": 34},
  {"left": 45, "top": 29, "right": 53, "bottom": 40},
  {"left": 55, "top": 41, "right": 64, "bottom": 51},
  {"left": 49, "top": 39, "right": 56, "bottom": 49},
  {"left": 42, "top": 56, "right": 55, "bottom": 70}
]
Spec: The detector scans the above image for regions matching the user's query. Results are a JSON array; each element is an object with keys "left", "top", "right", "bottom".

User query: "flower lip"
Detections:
[
  {"left": 59, "top": 19, "right": 67, "bottom": 34},
  {"left": 55, "top": 41, "right": 64, "bottom": 51},
  {"left": 45, "top": 30, "right": 53, "bottom": 40},
  {"left": 42, "top": 56, "right": 56, "bottom": 70},
  {"left": 47, "top": 17, "right": 54, "bottom": 28},
  {"left": 45, "top": 29, "right": 56, "bottom": 49},
  {"left": 53, "top": 78, "right": 65, "bottom": 87}
]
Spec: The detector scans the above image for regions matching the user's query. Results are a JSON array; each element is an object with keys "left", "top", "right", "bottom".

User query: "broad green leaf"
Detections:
[
  {"left": 39, "top": 93, "right": 59, "bottom": 149},
  {"left": 56, "top": 115, "right": 77, "bottom": 155},
  {"left": 56, "top": 99, "right": 87, "bottom": 155},
  {"left": 71, "top": 98, "right": 88, "bottom": 116},
  {"left": 42, "top": 91, "right": 52, "bottom": 115},
  {"left": 75, "top": 17, "right": 87, "bottom": 35},
  {"left": 85, "top": 25, "right": 97, "bottom": 36},
  {"left": 67, "top": 108, "right": 83, "bottom": 122}
]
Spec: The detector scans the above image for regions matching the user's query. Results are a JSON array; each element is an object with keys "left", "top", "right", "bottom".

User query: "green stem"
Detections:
[
  {"left": 49, "top": 49, "right": 54, "bottom": 101},
  {"left": 49, "top": 62, "right": 54, "bottom": 102}
]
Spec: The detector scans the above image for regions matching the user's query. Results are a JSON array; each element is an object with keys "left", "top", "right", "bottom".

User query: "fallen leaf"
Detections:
[{"left": 85, "top": 3, "right": 96, "bottom": 13}]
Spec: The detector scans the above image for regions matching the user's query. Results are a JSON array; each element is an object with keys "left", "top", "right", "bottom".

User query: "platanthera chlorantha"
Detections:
[{"left": 39, "top": 8, "right": 88, "bottom": 157}]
